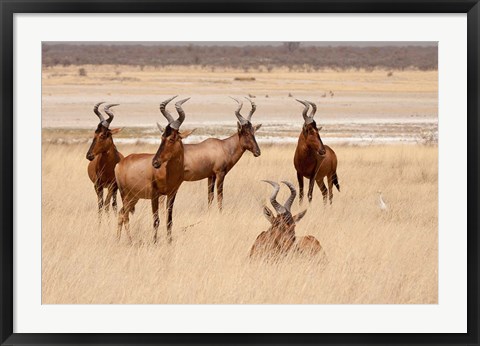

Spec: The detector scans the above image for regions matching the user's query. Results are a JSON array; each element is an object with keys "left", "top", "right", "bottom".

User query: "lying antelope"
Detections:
[
  {"left": 250, "top": 180, "right": 324, "bottom": 260},
  {"left": 86, "top": 102, "right": 124, "bottom": 214},
  {"left": 175, "top": 97, "right": 261, "bottom": 210},
  {"left": 115, "top": 96, "right": 194, "bottom": 244},
  {"left": 293, "top": 100, "right": 340, "bottom": 205}
]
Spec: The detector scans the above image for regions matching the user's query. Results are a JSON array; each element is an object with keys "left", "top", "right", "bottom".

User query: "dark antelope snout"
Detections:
[
  {"left": 152, "top": 159, "right": 161, "bottom": 169},
  {"left": 253, "top": 148, "right": 261, "bottom": 157},
  {"left": 86, "top": 153, "right": 95, "bottom": 161}
]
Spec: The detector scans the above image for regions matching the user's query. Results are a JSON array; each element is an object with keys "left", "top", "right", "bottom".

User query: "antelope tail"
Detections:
[{"left": 332, "top": 172, "right": 340, "bottom": 192}]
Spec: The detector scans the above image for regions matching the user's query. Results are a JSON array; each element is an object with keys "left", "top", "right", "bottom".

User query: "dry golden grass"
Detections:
[{"left": 42, "top": 142, "right": 437, "bottom": 304}]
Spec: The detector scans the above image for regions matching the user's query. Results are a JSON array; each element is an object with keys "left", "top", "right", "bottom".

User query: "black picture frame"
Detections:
[{"left": 1, "top": 1, "right": 479, "bottom": 345}]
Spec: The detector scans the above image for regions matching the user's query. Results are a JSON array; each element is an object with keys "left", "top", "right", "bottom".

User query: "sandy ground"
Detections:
[{"left": 42, "top": 65, "right": 438, "bottom": 128}]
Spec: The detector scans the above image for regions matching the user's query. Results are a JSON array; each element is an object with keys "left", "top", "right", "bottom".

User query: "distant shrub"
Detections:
[
  {"left": 43, "top": 44, "right": 438, "bottom": 71},
  {"left": 283, "top": 42, "right": 301, "bottom": 52},
  {"left": 234, "top": 77, "right": 256, "bottom": 81},
  {"left": 78, "top": 68, "right": 87, "bottom": 77}
]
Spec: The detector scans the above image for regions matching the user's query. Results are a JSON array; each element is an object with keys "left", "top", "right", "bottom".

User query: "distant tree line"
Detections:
[{"left": 42, "top": 43, "right": 437, "bottom": 71}]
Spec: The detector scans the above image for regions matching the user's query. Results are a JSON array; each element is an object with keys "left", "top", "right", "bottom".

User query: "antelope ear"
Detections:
[
  {"left": 293, "top": 209, "right": 307, "bottom": 223},
  {"left": 179, "top": 128, "right": 196, "bottom": 139},
  {"left": 263, "top": 206, "right": 275, "bottom": 224},
  {"left": 157, "top": 122, "right": 165, "bottom": 133},
  {"left": 254, "top": 124, "right": 262, "bottom": 133},
  {"left": 110, "top": 128, "right": 123, "bottom": 135}
]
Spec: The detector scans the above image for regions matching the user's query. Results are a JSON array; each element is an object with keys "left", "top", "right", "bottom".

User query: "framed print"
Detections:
[{"left": 1, "top": 1, "right": 479, "bottom": 345}]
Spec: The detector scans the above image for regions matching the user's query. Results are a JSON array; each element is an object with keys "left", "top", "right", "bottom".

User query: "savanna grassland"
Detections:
[
  {"left": 42, "top": 143, "right": 438, "bottom": 304},
  {"left": 42, "top": 44, "right": 438, "bottom": 304}
]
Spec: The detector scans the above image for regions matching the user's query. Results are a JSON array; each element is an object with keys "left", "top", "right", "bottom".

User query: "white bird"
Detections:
[{"left": 377, "top": 190, "right": 388, "bottom": 211}]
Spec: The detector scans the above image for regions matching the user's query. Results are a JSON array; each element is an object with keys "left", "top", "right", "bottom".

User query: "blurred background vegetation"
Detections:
[{"left": 42, "top": 42, "right": 437, "bottom": 71}]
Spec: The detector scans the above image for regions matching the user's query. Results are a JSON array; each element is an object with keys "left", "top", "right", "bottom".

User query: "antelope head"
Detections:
[
  {"left": 296, "top": 99, "right": 326, "bottom": 157},
  {"left": 231, "top": 97, "right": 262, "bottom": 157},
  {"left": 262, "top": 180, "right": 307, "bottom": 239},
  {"left": 152, "top": 96, "right": 194, "bottom": 169},
  {"left": 86, "top": 102, "right": 122, "bottom": 161}
]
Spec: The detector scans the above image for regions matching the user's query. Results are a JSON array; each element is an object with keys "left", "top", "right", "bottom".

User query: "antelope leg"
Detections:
[
  {"left": 152, "top": 195, "right": 160, "bottom": 244},
  {"left": 118, "top": 205, "right": 132, "bottom": 244},
  {"left": 104, "top": 184, "right": 115, "bottom": 213},
  {"left": 216, "top": 172, "right": 226, "bottom": 211},
  {"left": 296, "top": 172, "right": 304, "bottom": 205},
  {"left": 117, "top": 208, "right": 124, "bottom": 241},
  {"left": 307, "top": 177, "right": 315, "bottom": 203},
  {"left": 158, "top": 195, "right": 166, "bottom": 220},
  {"left": 327, "top": 174, "right": 334, "bottom": 205},
  {"left": 94, "top": 183, "right": 104, "bottom": 213},
  {"left": 207, "top": 175, "right": 216, "bottom": 207},
  {"left": 316, "top": 179, "right": 328, "bottom": 205},
  {"left": 112, "top": 187, "right": 118, "bottom": 214},
  {"left": 124, "top": 214, "right": 132, "bottom": 244},
  {"left": 308, "top": 152, "right": 325, "bottom": 203},
  {"left": 119, "top": 199, "right": 136, "bottom": 244},
  {"left": 166, "top": 192, "right": 177, "bottom": 243}
]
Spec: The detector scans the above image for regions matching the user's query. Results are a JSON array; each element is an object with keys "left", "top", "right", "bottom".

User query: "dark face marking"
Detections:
[
  {"left": 271, "top": 212, "right": 295, "bottom": 229},
  {"left": 152, "top": 125, "right": 180, "bottom": 168},
  {"left": 238, "top": 122, "right": 261, "bottom": 157},
  {"left": 86, "top": 124, "right": 112, "bottom": 161},
  {"left": 268, "top": 212, "right": 297, "bottom": 252},
  {"left": 303, "top": 120, "right": 326, "bottom": 156}
]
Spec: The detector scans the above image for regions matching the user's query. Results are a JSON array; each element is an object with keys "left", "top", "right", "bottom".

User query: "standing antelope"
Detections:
[
  {"left": 86, "top": 102, "right": 124, "bottom": 214},
  {"left": 250, "top": 180, "right": 324, "bottom": 260},
  {"left": 181, "top": 97, "right": 261, "bottom": 210},
  {"left": 293, "top": 100, "right": 340, "bottom": 205},
  {"left": 115, "top": 96, "right": 194, "bottom": 244}
]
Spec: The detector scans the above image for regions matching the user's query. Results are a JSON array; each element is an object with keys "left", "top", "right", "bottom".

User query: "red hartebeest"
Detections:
[
  {"left": 86, "top": 102, "right": 124, "bottom": 214},
  {"left": 159, "top": 97, "right": 261, "bottom": 211},
  {"left": 115, "top": 96, "right": 194, "bottom": 244},
  {"left": 250, "top": 180, "right": 324, "bottom": 260},
  {"left": 294, "top": 235, "right": 323, "bottom": 256},
  {"left": 293, "top": 100, "right": 340, "bottom": 205}
]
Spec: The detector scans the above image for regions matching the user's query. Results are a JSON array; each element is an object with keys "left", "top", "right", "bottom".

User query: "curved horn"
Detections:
[
  {"left": 104, "top": 103, "right": 119, "bottom": 126},
  {"left": 262, "top": 180, "right": 286, "bottom": 214},
  {"left": 230, "top": 97, "right": 248, "bottom": 125},
  {"left": 159, "top": 95, "right": 177, "bottom": 124},
  {"left": 93, "top": 102, "right": 106, "bottom": 124},
  {"left": 295, "top": 99, "right": 313, "bottom": 124},
  {"left": 281, "top": 181, "right": 297, "bottom": 212},
  {"left": 170, "top": 97, "right": 190, "bottom": 130},
  {"left": 306, "top": 100, "right": 317, "bottom": 118},
  {"left": 245, "top": 97, "right": 256, "bottom": 121}
]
